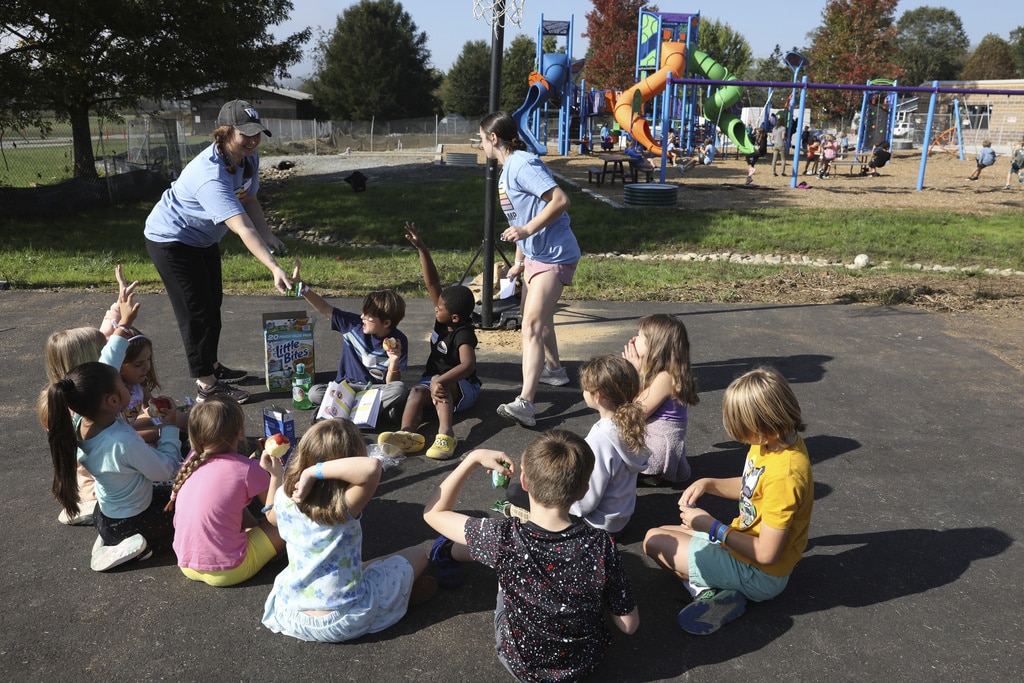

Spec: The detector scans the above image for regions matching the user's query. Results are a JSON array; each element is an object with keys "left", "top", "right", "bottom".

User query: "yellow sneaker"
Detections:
[
  {"left": 378, "top": 430, "right": 425, "bottom": 454},
  {"left": 425, "top": 434, "right": 458, "bottom": 460}
]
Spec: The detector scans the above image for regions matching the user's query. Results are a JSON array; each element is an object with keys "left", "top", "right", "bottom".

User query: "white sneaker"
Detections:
[
  {"left": 58, "top": 498, "right": 96, "bottom": 526},
  {"left": 497, "top": 396, "right": 536, "bottom": 427},
  {"left": 538, "top": 366, "right": 569, "bottom": 386},
  {"left": 90, "top": 534, "right": 148, "bottom": 572}
]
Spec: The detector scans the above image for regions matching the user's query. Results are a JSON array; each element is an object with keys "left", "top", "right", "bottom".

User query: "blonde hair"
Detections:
[
  {"left": 636, "top": 314, "right": 699, "bottom": 406},
  {"left": 520, "top": 429, "right": 594, "bottom": 509},
  {"left": 165, "top": 395, "right": 245, "bottom": 511},
  {"left": 722, "top": 367, "right": 806, "bottom": 445},
  {"left": 284, "top": 419, "right": 367, "bottom": 526},
  {"left": 45, "top": 327, "right": 106, "bottom": 383},
  {"left": 578, "top": 355, "right": 647, "bottom": 454}
]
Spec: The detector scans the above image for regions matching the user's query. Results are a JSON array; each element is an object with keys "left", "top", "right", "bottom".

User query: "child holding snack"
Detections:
[
  {"left": 622, "top": 314, "right": 699, "bottom": 485},
  {"left": 504, "top": 355, "right": 650, "bottom": 535},
  {"left": 643, "top": 368, "right": 813, "bottom": 635},
  {"left": 292, "top": 259, "right": 410, "bottom": 425},
  {"left": 119, "top": 328, "right": 188, "bottom": 444},
  {"left": 423, "top": 430, "right": 639, "bottom": 682},
  {"left": 377, "top": 222, "right": 480, "bottom": 461},
  {"left": 262, "top": 419, "right": 435, "bottom": 642},
  {"left": 46, "top": 361, "right": 182, "bottom": 571},
  {"left": 167, "top": 395, "right": 286, "bottom": 586}
]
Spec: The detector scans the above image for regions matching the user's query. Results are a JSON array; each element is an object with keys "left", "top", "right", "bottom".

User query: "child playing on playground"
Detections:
[
  {"left": 377, "top": 222, "right": 480, "bottom": 461},
  {"left": 262, "top": 419, "right": 435, "bottom": 642},
  {"left": 817, "top": 135, "right": 838, "bottom": 178},
  {"left": 966, "top": 140, "right": 996, "bottom": 181},
  {"left": 502, "top": 355, "right": 650, "bottom": 534},
  {"left": 423, "top": 429, "right": 639, "bottom": 682},
  {"left": 743, "top": 126, "right": 768, "bottom": 186},
  {"left": 624, "top": 139, "right": 655, "bottom": 175},
  {"left": 292, "top": 260, "right": 410, "bottom": 425},
  {"left": 680, "top": 136, "right": 716, "bottom": 174},
  {"left": 119, "top": 328, "right": 189, "bottom": 444},
  {"left": 1005, "top": 139, "right": 1024, "bottom": 189},
  {"left": 622, "top": 314, "right": 699, "bottom": 485},
  {"left": 803, "top": 136, "right": 821, "bottom": 175},
  {"left": 46, "top": 361, "right": 182, "bottom": 571},
  {"left": 642, "top": 367, "right": 813, "bottom": 635},
  {"left": 863, "top": 141, "right": 891, "bottom": 177},
  {"left": 167, "top": 395, "right": 286, "bottom": 586}
]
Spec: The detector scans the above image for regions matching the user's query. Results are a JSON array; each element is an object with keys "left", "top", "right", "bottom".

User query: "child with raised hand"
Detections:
[
  {"left": 622, "top": 313, "right": 699, "bottom": 485},
  {"left": 46, "top": 361, "right": 182, "bottom": 571},
  {"left": 642, "top": 367, "right": 813, "bottom": 636},
  {"left": 262, "top": 419, "right": 435, "bottom": 642},
  {"left": 423, "top": 430, "right": 639, "bottom": 682},
  {"left": 377, "top": 222, "right": 481, "bottom": 461},
  {"left": 291, "top": 259, "right": 410, "bottom": 425},
  {"left": 119, "top": 328, "right": 188, "bottom": 445},
  {"left": 504, "top": 355, "right": 650, "bottom": 535},
  {"left": 167, "top": 395, "right": 286, "bottom": 586}
]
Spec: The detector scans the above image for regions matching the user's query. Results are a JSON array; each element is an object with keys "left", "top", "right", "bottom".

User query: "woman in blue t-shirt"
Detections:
[
  {"left": 480, "top": 111, "right": 581, "bottom": 428},
  {"left": 144, "top": 100, "right": 292, "bottom": 405}
]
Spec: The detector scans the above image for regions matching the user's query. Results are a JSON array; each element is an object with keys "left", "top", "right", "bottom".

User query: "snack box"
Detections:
[{"left": 263, "top": 311, "right": 315, "bottom": 392}]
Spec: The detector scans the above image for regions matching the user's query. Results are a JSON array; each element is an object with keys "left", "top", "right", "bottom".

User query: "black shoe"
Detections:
[
  {"left": 197, "top": 380, "right": 249, "bottom": 404},
  {"left": 213, "top": 364, "right": 247, "bottom": 383}
]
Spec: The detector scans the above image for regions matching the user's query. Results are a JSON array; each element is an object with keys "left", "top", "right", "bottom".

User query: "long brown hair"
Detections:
[
  {"left": 284, "top": 420, "right": 368, "bottom": 526},
  {"left": 579, "top": 355, "right": 647, "bottom": 454},
  {"left": 636, "top": 314, "right": 699, "bottom": 406}
]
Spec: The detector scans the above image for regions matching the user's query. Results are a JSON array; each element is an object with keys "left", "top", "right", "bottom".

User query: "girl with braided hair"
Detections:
[
  {"left": 46, "top": 362, "right": 182, "bottom": 571},
  {"left": 169, "top": 395, "right": 285, "bottom": 586}
]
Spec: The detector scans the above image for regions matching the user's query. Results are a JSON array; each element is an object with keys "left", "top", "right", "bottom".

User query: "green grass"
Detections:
[{"left": 1, "top": 175, "right": 1021, "bottom": 301}]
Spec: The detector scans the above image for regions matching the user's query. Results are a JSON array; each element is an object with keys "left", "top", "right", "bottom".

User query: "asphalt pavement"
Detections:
[{"left": 1, "top": 290, "right": 1020, "bottom": 681}]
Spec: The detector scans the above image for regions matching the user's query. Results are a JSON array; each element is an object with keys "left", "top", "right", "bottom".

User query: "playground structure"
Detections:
[
  {"left": 857, "top": 79, "right": 898, "bottom": 151},
  {"left": 611, "top": 9, "right": 754, "bottom": 181},
  {"left": 512, "top": 15, "right": 575, "bottom": 156}
]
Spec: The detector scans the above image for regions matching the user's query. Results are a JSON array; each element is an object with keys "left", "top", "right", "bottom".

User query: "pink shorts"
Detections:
[{"left": 524, "top": 259, "right": 577, "bottom": 286}]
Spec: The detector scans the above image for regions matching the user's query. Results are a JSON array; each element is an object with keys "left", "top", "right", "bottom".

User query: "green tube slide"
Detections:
[{"left": 689, "top": 50, "right": 755, "bottom": 156}]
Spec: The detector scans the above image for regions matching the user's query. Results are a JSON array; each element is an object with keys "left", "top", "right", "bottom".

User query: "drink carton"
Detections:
[{"left": 263, "top": 311, "right": 315, "bottom": 392}]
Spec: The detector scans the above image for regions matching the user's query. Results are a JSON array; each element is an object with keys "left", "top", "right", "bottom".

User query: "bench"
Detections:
[
  {"left": 585, "top": 166, "right": 606, "bottom": 185},
  {"left": 469, "top": 137, "right": 481, "bottom": 148},
  {"left": 446, "top": 152, "right": 480, "bottom": 167}
]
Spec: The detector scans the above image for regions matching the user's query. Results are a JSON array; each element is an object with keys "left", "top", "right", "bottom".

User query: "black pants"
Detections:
[
  {"left": 94, "top": 485, "right": 174, "bottom": 547},
  {"left": 146, "top": 238, "right": 222, "bottom": 378}
]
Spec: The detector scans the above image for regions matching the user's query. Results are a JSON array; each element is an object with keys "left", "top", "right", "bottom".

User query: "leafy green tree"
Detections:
[
  {"left": 440, "top": 41, "right": 491, "bottom": 117},
  {"left": 0, "top": 0, "right": 308, "bottom": 178},
  {"left": 698, "top": 18, "right": 752, "bottom": 76},
  {"left": 744, "top": 45, "right": 794, "bottom": 110},
  {"left": 309, "top": 0, "right": 440, "bottom": 119},
  {"left": 893, "top": 7, "right": 969, "bottom": 85},
  {"left": 961, "top": 34, "right": 1020, "bottom": 80},
  {"left": 1011, "top": 27, "right": 1024, "bottom": 79},
  {"left": 583, "top": 0, "right": 650, "bottom": 90},
  {"left": 805, "top": 0, "right": 904, "bottom": 124},
  {"left": 501, "top": 35, "right": 538, "bottom": 114}
]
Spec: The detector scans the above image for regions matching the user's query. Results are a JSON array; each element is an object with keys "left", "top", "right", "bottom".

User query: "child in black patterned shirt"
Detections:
[{"left": 423, "top": 429, "right": 639, "bottom": 682}]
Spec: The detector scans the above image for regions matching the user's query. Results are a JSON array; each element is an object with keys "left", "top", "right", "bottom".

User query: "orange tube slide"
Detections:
[{"left": 614, "top": 42, "right": 687, "bottom": 156}]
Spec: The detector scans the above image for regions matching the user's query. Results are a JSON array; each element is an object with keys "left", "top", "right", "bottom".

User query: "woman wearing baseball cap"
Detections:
[{"left": 144, "top": 99, "right": 291, "bottom": 404}]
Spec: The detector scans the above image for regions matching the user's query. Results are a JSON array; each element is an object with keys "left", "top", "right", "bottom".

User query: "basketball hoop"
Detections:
[{"left": 473, "top": 0, "right": 525, "bottom": 35}]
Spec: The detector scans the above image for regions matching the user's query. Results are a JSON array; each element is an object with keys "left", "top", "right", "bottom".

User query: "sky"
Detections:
[{"left": 273, "top": 0, "right": 1020, "bottom": 84}]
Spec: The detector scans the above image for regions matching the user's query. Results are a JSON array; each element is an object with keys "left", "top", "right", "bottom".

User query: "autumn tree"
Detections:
[
  {"left": 583, "top": 0, "right": 650, "bottom": 90},
  {"left": 310, "top": 0, "right": 440, "bottom": 119},
  {"left": 805, "top": 0, "right": 904, "bottom": 125},
  {"left": 441, "top": 41, "right": 491, "bottom": 117},
  {"left": 893, "top": 7, "right": 969, "bottom": 86},
  {"left": 961, "top": 34, "right": 1019, "bottom": 80},
  {"left": 1, "top": 0, "right": 307, "bottom": 178}
]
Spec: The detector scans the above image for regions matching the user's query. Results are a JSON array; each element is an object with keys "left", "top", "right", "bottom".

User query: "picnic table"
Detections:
[{"left": 598, "top": 155, "right": 628, "bottom": 185}]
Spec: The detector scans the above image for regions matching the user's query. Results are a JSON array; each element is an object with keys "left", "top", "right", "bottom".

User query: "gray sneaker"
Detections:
[
  {"left": 90, "top": 534, "right": 148, "bottom": 572},
  {"left": 539, "top": 366, "right": 570, "bottom": 386},
  {"left": 677, "top": 588, "right": 747, "bottom": 635},
  {"left": 497, "top": 396, "right": 536, "bottom": 427},
  {"left": 196, "top": 380, "right": 249, "bottom": 404}
]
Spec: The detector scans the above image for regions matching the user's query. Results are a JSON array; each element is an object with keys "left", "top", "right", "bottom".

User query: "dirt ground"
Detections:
[{"left": 263, "top": 144, "right": 1024, "bottom": 371}]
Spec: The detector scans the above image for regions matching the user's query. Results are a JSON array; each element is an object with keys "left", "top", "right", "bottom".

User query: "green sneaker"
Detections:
[{"left": 677, "top": 589, "right": 746, "bottom": 635}]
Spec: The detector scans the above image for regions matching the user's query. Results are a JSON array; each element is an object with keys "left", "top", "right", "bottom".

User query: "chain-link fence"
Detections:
[{"left": 0, "top": 113, "right": 484, "bottom": 216}]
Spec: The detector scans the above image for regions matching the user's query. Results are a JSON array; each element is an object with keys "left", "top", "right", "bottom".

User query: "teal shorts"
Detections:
[{"left": 688, "top": 533, "right": 789, "bottom": 602}]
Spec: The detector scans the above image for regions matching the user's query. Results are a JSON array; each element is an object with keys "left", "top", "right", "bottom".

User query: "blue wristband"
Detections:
[
  {"left": 261, "top": 504, "right": 273, "bottom": 514},
  {"left": 708, "top": 520, "right": 723, "bottom": 544},
  {"left": 314, "top": 462, "right": 324, "bottom": 480}
]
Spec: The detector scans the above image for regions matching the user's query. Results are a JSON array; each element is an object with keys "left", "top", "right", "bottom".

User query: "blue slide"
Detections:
[{"left": 512, "top": 53, "right": 570, "bottom": 155}]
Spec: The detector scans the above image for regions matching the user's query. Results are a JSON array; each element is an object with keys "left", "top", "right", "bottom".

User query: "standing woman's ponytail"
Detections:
[{"left": 480, "top": 111, "right": 529, "bottom": 153}]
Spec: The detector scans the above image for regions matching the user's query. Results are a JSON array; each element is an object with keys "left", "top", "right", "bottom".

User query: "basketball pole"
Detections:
[{"left": 480, "top": 0, "right": 505, "bottom": 328}]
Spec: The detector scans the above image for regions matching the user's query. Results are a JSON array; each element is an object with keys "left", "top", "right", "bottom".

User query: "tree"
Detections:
[
  {"left": 893, "top": 7, "right": 969, "bottom": 86},
  {"left": 805, "top": 0, "right": 904, "bottom": 124},
  {"left": 440, "top": 41, "right": 491, "bottom": 117},
  {"left": 961, "top": 34, "right": 1019, "bottom": 80},
  {"left": 501, "top": 35, "right": 538, "bottom": 114},
  {"left": 697, "top": 18, "right": 752, "bottom": 77},
  {"left": 1011, "top": 27, "right": 1024, "bottom": 78},
  {"left": 744, "top": 45, "right": 794, "bottom": 110},
  {"left": 1, "top": 0, "right": 308, "bottom": 179},
  {"left": 309, "top": 0, "right": 440, "bottom": 120},
  {"left": 583, "top": 0, "right": 650, "bottom": 90}
]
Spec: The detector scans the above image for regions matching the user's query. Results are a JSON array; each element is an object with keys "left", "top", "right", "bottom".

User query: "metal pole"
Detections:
[
  {"left": 917, "top": 81, "right": 940, "bottom": 190},
  {"left": 480, "top": 0, "right": 505, "bottom": 328}
]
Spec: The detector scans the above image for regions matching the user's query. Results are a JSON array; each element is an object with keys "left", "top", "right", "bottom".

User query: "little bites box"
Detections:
[{"left": 263, "top": 311, "right": 315, "bottom": 392}]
